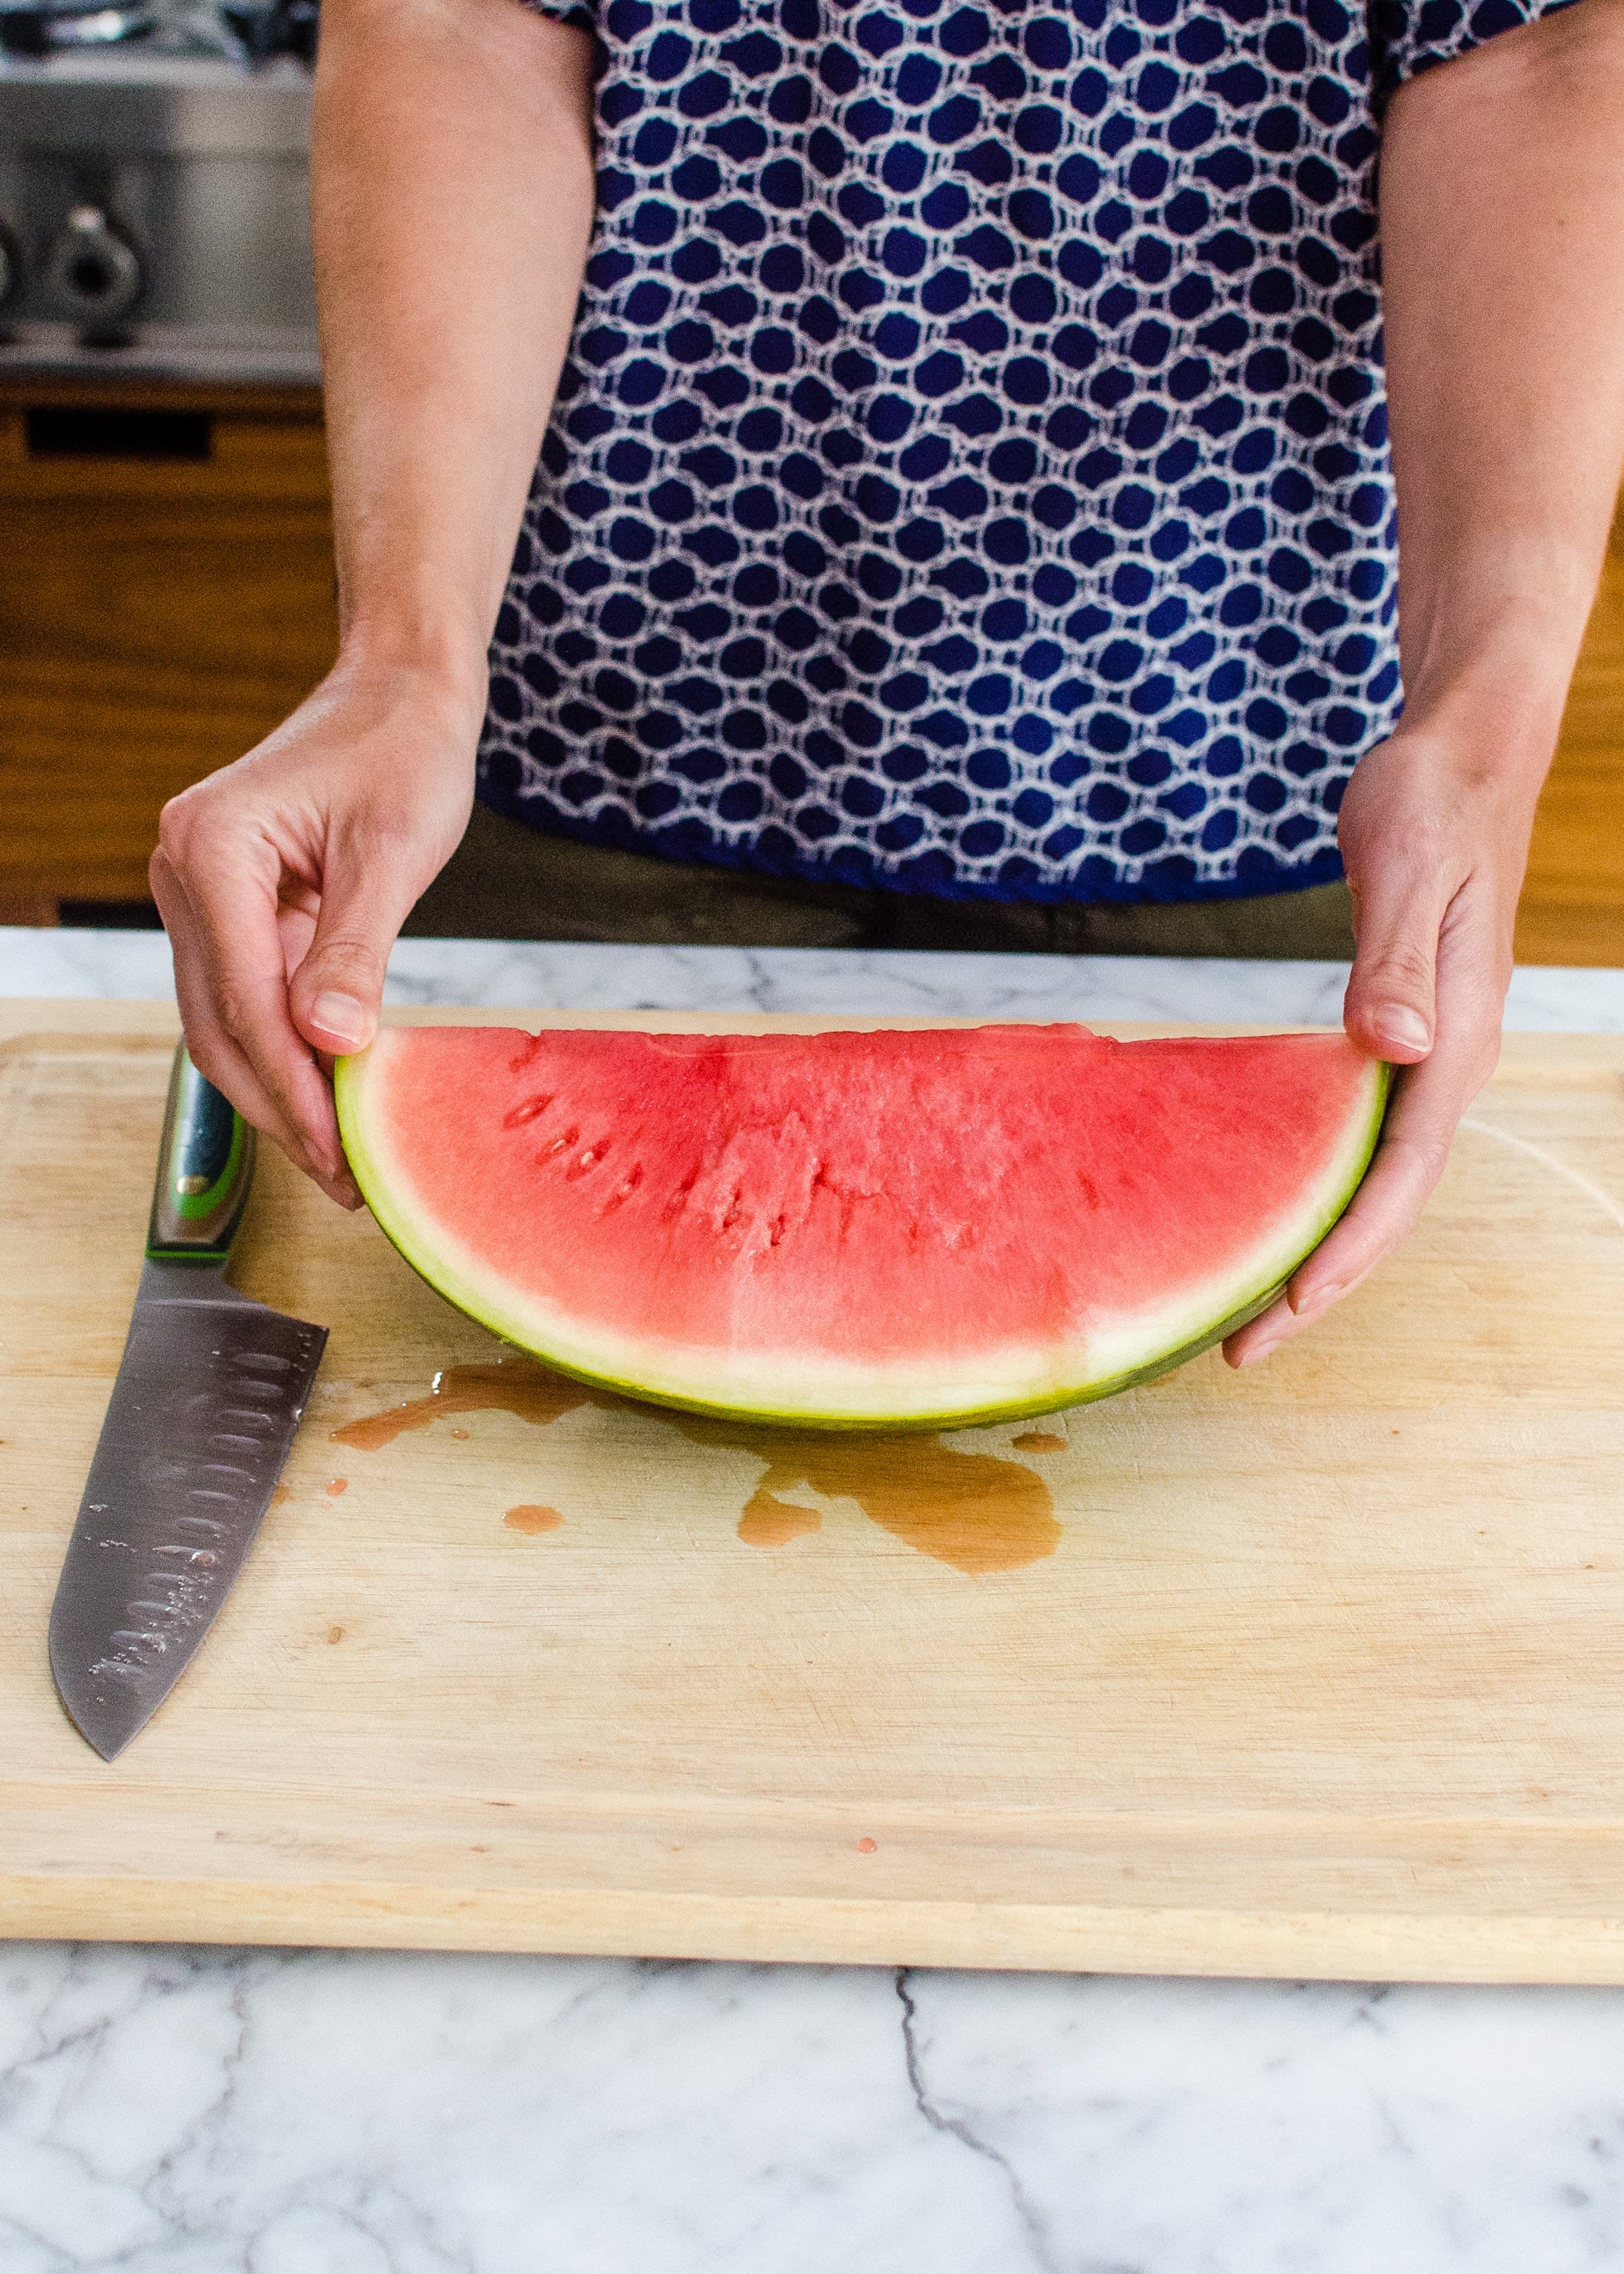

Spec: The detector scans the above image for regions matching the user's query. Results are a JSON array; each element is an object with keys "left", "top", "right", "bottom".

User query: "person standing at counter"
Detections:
[{"left": 150, "top": 0, "right": 1624, "bottom": 1366}]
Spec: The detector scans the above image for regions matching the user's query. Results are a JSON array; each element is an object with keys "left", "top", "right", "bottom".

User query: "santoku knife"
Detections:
[{"left": 49, "top": 1045, "right": 327, "bottom": 1760}]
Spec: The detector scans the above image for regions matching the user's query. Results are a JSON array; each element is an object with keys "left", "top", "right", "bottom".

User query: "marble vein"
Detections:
[{"left": 894, "top": 1969, "right": 1062, "bottom": 2274}]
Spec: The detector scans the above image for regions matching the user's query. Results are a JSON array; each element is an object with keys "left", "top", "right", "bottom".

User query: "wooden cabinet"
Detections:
[
  {"left": 1516, "top": 507, "right": 1624, "bottom": 966},
  {"left": 0, "top": 375, "right": 336, "bottom": 922}
]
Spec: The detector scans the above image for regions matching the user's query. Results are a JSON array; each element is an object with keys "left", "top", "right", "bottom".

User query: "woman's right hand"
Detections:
[{"left": 149, "top": 657, "right": 483, "bottom": 1209}]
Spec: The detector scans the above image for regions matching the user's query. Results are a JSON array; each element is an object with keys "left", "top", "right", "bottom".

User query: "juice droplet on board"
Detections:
[
  {"left": 336, "top": 1362, "right": 1059, "bottom": 1573},
  {"left": 721, "top": 1426, "right": 1058, "bottom": 1575},
  {"left": 270, "top": 1485, "right": 293, "bottom": 1506},
  {"left": 505, "top": 1504, "right": 564, "bottom": 1535},
  {"left": 1012, "top": 1430, "right": 1067, "bottom": 1452},
  {"left": 737, "top": 1490, "right": 822, "bottom": 1547},
  {"left": 325, "top": 1477, "right": 348, "bottom": 1496},
  {"left": 332, "top": 1364, "right": 594, "bottom": 1450}
]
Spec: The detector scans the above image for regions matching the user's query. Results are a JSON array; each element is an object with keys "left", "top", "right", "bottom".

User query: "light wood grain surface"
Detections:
[{"left": 3, "top": 1000, "right": 1622, "bottom": 1979}]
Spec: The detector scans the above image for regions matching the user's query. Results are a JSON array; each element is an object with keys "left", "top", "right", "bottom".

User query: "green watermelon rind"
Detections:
[{"left": 334, "top": 1039, "right": 1389, "bottom": 1435}]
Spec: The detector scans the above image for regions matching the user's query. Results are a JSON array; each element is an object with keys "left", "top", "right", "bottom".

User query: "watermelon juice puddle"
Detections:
[{"left": 330, "top": 1361, "right": 1062, "bottom": 1576}]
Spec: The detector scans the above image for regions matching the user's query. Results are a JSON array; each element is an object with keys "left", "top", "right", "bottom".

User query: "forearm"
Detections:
[
  {"left": 311, "top": 0, "right": 594, "bottom": 713},
  {"left": 1380, "top": 0, "right": 1624, "bottom": 760}
]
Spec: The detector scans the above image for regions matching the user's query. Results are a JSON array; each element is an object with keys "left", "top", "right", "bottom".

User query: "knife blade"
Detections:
[{"left": 49, "top": 1045, "right": 328, "bottom": 1760}]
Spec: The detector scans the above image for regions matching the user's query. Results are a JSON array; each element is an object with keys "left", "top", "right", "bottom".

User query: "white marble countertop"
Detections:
[
  {"left": 8, "top": 923, "right": 1624, "bottom": 1029},
  {"left": 5, "top": 927, "right": 1624, "bottom": 2274}
]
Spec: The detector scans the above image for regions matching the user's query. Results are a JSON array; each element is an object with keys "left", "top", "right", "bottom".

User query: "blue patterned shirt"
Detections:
[{"left": 480, "top": 0, "right": 1566, "bottom": 904}]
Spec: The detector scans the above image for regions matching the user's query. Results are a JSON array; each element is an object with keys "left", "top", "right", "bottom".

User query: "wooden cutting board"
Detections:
[{"left": 4, "top": 998, "right": 1622, "bottom": 1981}]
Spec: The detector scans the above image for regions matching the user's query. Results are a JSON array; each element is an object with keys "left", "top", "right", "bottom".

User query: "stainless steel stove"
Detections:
[{"left": 0, "top": 16, "right": 317, "bottom": 384}]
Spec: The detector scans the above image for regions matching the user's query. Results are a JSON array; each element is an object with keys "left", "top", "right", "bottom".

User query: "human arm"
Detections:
[
  {"left": 1225, "top": 0, "right": 1624, "bottom": 1364},
  {"left": 149, "top": 0, "right": 594, "bottom": 1204}
]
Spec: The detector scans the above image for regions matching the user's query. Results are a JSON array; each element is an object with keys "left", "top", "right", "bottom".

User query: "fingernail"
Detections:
[
  {"left": 1235, "top": 1339, "right": 1275, "bottom": 1368},
  {"left": 310, "top": 991, "right": 372, "bottom": 1050},
  {"left": 1290, "top": 1280, "right": 1343, "bottom": 1320},
  {"left": 1373, "top": 1003, "right": 1430, "bottom": 1052}
]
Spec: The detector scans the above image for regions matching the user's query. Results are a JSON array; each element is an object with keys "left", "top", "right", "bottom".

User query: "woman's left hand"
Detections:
[
  {"left": 1228, "top": 0, "right": 1624, "bottom": 1369},
  {"left": 1221, "top": 725, "right": 1542, "bottom": 1369}
]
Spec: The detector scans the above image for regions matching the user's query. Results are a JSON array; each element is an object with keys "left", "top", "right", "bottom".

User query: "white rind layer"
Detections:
[{"left": 336, "top": 1031, "right": 1388, "bottom": 1428}]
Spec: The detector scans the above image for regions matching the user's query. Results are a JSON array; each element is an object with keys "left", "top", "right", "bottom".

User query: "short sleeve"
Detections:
[
  {"left": 516, "top": 0, "right": 596, "bottom": 31},
  {"left": 1369, "top": 0, "right": 1581, "bottom": 106}
]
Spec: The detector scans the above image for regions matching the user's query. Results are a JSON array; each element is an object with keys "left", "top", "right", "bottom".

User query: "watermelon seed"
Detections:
[
  {"left": 503, "top": 1092, "right": 554, "bottom": 1129},
  {"left": 536, "top": 1125, "right": 580, "bottom": 1163},
  {"left": 602, "top": 1164, "right": 645, "bottom": 1214},
  {"left": 566, "top": 1142, "right": 609, "bottom": 1180}
]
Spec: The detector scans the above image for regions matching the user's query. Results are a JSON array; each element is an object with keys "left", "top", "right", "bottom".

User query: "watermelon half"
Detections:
[{"left": 335, "top": 1023, "right": 1388, "bottom": 1432}]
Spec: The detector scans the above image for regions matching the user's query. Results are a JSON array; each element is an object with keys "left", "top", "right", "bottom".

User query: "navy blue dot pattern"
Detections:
[{"left": 480, "top": 0, "right": 1569, "bottom": 904}]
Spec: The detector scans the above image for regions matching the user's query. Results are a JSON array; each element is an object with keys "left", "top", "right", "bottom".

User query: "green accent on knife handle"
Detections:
[{"left": 146, "top": 1045, "right": 255, "bottom": 1261}]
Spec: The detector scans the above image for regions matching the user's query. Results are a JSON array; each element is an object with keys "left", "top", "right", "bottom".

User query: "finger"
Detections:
[
  {"left": 155, "top": 856, "right": 360, "bottom": 1208},
  {"left": 1221, "top": 1100, "right": 1443, "bottom": 1366},
  {"left": 154, "top": 849, "right": 308, "bottom": 1158},
  {"left": 285, "top": 817, "right": 424, "bottom": 1060},
  {"left": 275, "top": 882, "right": 321, "bottom": 986},
  {"left": 152, "top": 831, "right": 355, "bottom": 1199},
  {"left": 1225, "top": 888, "right": 1504, "bottom": 1367},
  {"left": 1341, "top": 849, "right": 1453, "bottom": 1066}
]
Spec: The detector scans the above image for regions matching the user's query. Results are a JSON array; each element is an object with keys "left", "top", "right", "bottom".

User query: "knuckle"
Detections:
[
  {"left": 1341, "top": 802, "right": 1453, "bottom": 885},
  {"left": 155, "top": 792, "right": 197, "bottom": 867},
  {"left": 213, "top": 980, "right": 256, "bottom": 1044},
  {"left": 351, "top": 808, "right": 419, "bottom": 863},
  {"left": 307, "top": 929, "right": 386, "bottom": 985},
  {"left": 156, "top": 781, "right": 224, "bottom": 871},
  {"left": 1356, "top": 937, "right": 1436, "bottom": 998},
  {"left": 1413, "top": 1138, "right": 1453, "bottom": 1188},
  {"left": 1391, "top": 1126, "right": 1453, "bottom": 1188},
  {"left": 181, "top": 1028, "right": 233, "bottom": 1097}
]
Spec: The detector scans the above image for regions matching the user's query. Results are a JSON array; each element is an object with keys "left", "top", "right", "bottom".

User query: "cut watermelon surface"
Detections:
[{"left": 335, "top": 1024, "right": 1388, "bottom": 1430}]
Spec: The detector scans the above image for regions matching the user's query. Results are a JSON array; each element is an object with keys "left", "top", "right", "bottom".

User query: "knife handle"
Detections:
[{"left": 146, "top": 1045, "right": 256, "bottom": 1261}]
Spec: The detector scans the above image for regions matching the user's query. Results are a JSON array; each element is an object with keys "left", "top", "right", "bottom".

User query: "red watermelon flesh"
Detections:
[{"left": 335, "top": 1023, "right": 1388, "bottom": 1430}]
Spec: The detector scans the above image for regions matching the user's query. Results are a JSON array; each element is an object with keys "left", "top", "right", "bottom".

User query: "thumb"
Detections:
[
  {"left": 287, "top": 828, "right": 423, "bottom": 1057},
  {"left": 1341, "top": 864, "right": 1449, "bottom": 1065}
]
